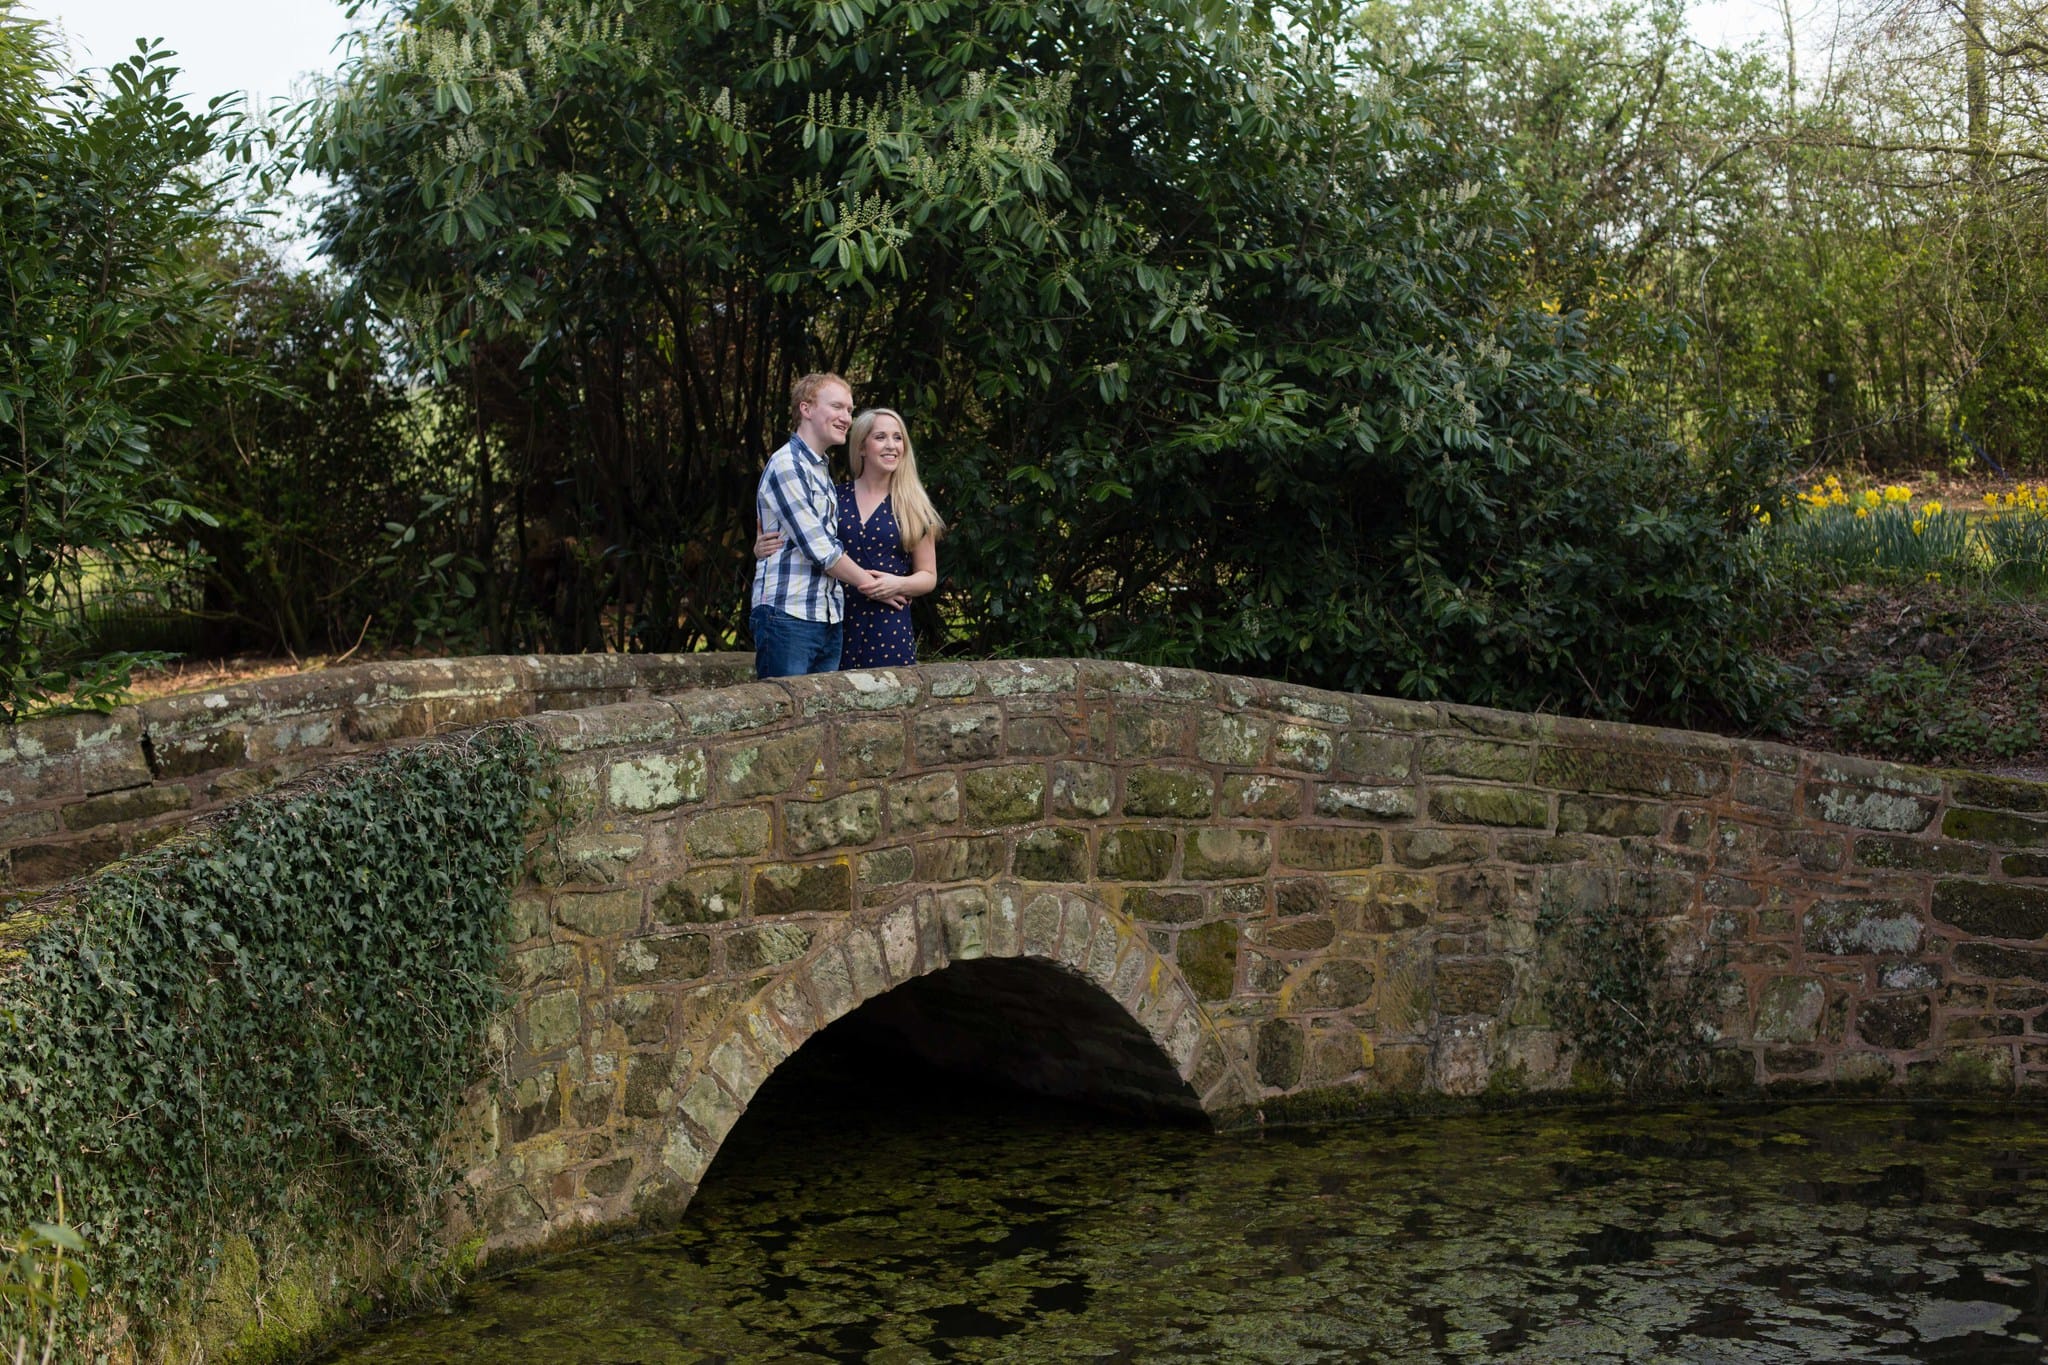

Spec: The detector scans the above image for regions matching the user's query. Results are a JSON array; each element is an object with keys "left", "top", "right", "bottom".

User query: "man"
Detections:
[{"left": 750, "top": 372, "right": 880, "bottom": 678}]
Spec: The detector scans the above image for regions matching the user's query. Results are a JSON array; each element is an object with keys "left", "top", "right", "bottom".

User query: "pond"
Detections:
[{"left": 319, "top": 1036, "right": 2048, "bottom": 1364}]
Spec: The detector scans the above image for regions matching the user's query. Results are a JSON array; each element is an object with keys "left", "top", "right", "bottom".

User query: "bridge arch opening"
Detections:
[{"left": 660, "top": 885, "right": 1254, "bottom": 1198}]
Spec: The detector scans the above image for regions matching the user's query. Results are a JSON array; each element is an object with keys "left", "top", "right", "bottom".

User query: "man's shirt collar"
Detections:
[{"left": 789, "top": 432, "right": 825, "bottom": 467}]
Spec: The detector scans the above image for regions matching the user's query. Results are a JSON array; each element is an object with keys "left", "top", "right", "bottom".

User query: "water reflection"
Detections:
[{"left": 320, "top": 1037, "right": 2048, "bottom": 1363}]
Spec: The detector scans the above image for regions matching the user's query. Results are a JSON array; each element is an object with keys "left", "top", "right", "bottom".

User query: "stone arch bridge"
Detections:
[{"left": 6, "top": 654, "right": 2048, "bottom": 1260}]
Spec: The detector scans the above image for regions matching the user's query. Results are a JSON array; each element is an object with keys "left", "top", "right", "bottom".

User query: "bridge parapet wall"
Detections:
[
  {"left": 0, "top": 653, "right": 753, "bottom": 893},
  {"left": 466, "top": 657, "right": 2048, "bottom": 1254}
]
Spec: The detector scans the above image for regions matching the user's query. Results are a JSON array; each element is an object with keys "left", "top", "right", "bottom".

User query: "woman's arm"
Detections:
[{"left": 860, "top": 535, "right": 938, "bottom": 606}]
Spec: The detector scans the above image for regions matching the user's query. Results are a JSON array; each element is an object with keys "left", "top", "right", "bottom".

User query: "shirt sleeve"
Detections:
[{"left": 761, "top": 452, "right": 840, "bottom": 570}]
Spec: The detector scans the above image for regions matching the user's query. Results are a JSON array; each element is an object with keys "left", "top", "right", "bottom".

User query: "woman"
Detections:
[{"left": 755, "top": 406, "right": 943, "bottom": 668}]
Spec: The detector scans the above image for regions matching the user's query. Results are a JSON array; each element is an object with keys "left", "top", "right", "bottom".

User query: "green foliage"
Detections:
[
  {"left": 1978, "top": 505, "right": 2048, "bottom": 590},
  {"left": 300, "top": 0, "right": 1792, "bottom": 725},
  {"left": 148, "top": 240, "right": 491, "bottom": 657},
  {"left": 0, "top": 7, "right": 259, "bottom": 719},
  {"left": 1539, "top": 896, "right": 1730, "bottom": 1095},
  {"left": 1, "top": 1202, "right": 87, "bottom": 1365},
  {"left": 0, "top": 726, "right": 542, "bottom": 1357},
  {"left": 1827, "top": 657, "right": 2039, "bottom": 765},
  {"left": 1771, "top": 503, "right": 1979, "bottom": 583}
]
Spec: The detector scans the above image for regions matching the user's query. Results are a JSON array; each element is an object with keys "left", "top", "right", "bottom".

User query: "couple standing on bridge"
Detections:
[{"left": 748, "top": 372, "right": 947, "bottom": 679}]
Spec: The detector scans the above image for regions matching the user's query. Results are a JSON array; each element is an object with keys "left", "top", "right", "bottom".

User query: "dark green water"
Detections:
[{"left": 321, "top": 1044, "right": 2048, "bottom": 1363}]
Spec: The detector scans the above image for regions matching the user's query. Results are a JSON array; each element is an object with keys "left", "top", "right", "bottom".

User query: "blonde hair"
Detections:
[
  {"left": 789, "top": 371, "right": 852, "bottom": 428},
  {"left": 847, "top": 407, "right": 946, "bottom": 550}
]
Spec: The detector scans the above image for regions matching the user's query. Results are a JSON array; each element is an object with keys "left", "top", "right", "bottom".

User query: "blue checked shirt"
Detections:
[{"left": 750, "top": 433, "right": 845, "bottom": 623}]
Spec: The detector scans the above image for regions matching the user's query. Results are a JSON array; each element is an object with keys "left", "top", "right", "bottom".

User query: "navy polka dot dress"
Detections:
[{"left": 836, "top": 482, "right": 918, "bottom": 668}]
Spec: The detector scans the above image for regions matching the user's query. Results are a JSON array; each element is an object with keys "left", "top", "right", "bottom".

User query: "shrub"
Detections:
[{"left": 0, "top": 726, "right": 542, "bottom": 1356}]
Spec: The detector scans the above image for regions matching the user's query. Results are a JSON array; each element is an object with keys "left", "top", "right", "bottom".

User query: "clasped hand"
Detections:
[{"left": 857, "top": 571, "right": 911, "bottom": 610}]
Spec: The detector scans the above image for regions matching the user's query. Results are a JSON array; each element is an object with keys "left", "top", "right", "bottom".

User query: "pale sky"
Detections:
[
  {"left": 31, "top": 0, "right": 1802, "bottom": 115},
  {"left": 26, "top": 0, "right": 370, "bottom": 109}
]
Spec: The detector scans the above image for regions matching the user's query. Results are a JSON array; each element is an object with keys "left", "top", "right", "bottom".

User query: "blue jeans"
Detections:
[{"left": 751, "top": 604, "right": 842, "bottom": 679}]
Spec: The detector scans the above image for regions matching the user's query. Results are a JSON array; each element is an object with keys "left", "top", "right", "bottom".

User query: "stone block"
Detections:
[
  {"left": 1535, "top": 745, "right": 1728, "bottom": 799},
  {"left": 1261, "top": 915, "right": 1336, "bottom": 952},
  {"left": 1949, "top": 773, "right": 2048, "bottom": 813},
  {"left": 888, "top": 772, "right": 960, "bottom": 834},
  {"left": 1943, "top": 807, "right": 2048, "bottom": 847},
  {"left": 1732, "top": 768, "right": 1798, "bottom": 813},
  {"left": 655, "top": 868, "right": 744, "bottom": 924},
  {"left": 1932, "top": 880, "right": 2048, "bottom": 940},
  {"left": 1256, "top": 1019, "right": 1305, "bottom": 1089},
  {"left": 1197, "top": 713, "right": 1270, "bottom": 767},
  {"left": 2005, "top": 853, "right": 2048, "bottom": 878},
  {"left": 1115, "top": 707, "right": 1186, "bottom": 759},
  {"left": 785, "top": 791, "right": 881, "bottom": 854},
  {"left": 1220, "top": 774, "right": 1300, "bottom": 820},
  {"left": 147, "top": 727, "right": 247, "bottom": 779},
  {"left": 913, "top": 704, "right": 1002, "bottom": 764},
  {"left": 1277, "top": 826, "right": 1383, "bottom": 872},
  {"left": 501, "top": 1072, "right": 559, "bottom": 1144},
  {"left": 622, "top": 1055, "right": 679, "bottom": 1121},
  {"left": 1273, "top": 724, "right": 1333, "bottom": 773},
  {"left": 1176, "top": 920, "right": 1239, "bottom": 1000},
  {"left": 607, "top": 750, "right": 707, "bottom": 812},
  {"left": 616, "top": 933, "right": 713, "bottom": 985},
  {"left": 507, "top": 893, "right": 551, "bottom": 943},
  {"left": 964, "top": 766, "right": 1045, "bottom": 826},
  {"left": 1314, "top": 785, "right": 1417, "bottom": 821},
  {"left": 1014, "top": 828, "right": 1087, "bottom": 882},
  {"left": 58, "top": 784, "right": 190, "bottom": 831},
  {"left": 1005, "top": 716, "right": 1069, "bottom": 756},
  {"left": 752, "top": 861, "right": 853, "bottom": 917},
  {"left": 555, "top": 889, "right": 643, "bottom": 937},
  {"left": 726, "top": 924, "right": 815, "bottom": 973},
  {"left": 1334, "top": 732, "right": 1415, "bottom": 780},
  {"left": 1755, "top": 976, "right": 1825, "bottom": 1043},
  {"left": 1118, "top": 888, "right": 1206, "bottom": 923},
  {"left": 1803, "top": 900, "right": 1923, "bottom": 955},
  {"left": 1495, "top": 834, "right": 1594, "bottom": 864},
  {"left": 613, "top": 991, "right": 670, "bottom": 1046},
  {"left": 506, "top": 943, "right": 573, "bottom": 990},
  {"left": 1429, "top": 786, "right": 1548, "bottom": 829},
  {"left": 915, "top": 837, "right": 1008, "bottom": 883},
  {"left": 1441, "top": 961, "right": 1523, "bottom": 1015},
  {"left": 1123, "top": 765, "right": 1214, "bottom": 819},
  {"left": 77, "top": 740, "right": 155, "bottom": 795},
  {"left": 683, "top": 808, "right": 771, "bottom": 860},
  {"left": 1096, "top": 827, "right": 1175, "bottom": 881},
  {"left": 858, "top": 845, "right": 915, "bottom": 889},
  {"left": 1881, "top": 961, "right": 1941, "bottom": 990},
  {"left": 1805, "top": 783, "right": 1939, "bottom": 833},
  {"left": 837, "top": 719, "right": 906, "bottom": 779},
  {"left": 1421, "top": 738, "right": 1533, "bottom": 782},
  {"left": 535, "top": 833, "right": 646, "bottom": 887},
  {"left": 1183, "top": 828, "right": 1271, "bottom": 880},
  {"left": 1050, "top": 761, "right": 1114, "bottom": 819},
  {"left": 717, "top": 730, "right": 822, "bottom": 799},
  {"left": 525, "top": 990, "right": 582, "bottom": 1053},
  {"left": 1289, "top": 957, "right": 1374, "bottom": 1011},
  {"left": 1389, "top": 830, "right": 1486, "bottom": 868},
  {"left": 1557, "top": 796, "right": 1661, "bottom": 837}
]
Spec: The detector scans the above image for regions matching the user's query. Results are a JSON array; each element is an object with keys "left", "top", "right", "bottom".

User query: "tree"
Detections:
[
  {"left": 304, "top": 0, "right": 1791, "bottom": 724},
  {"left": 0, "top": 8, "right": 249, "bottom": 719}
]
